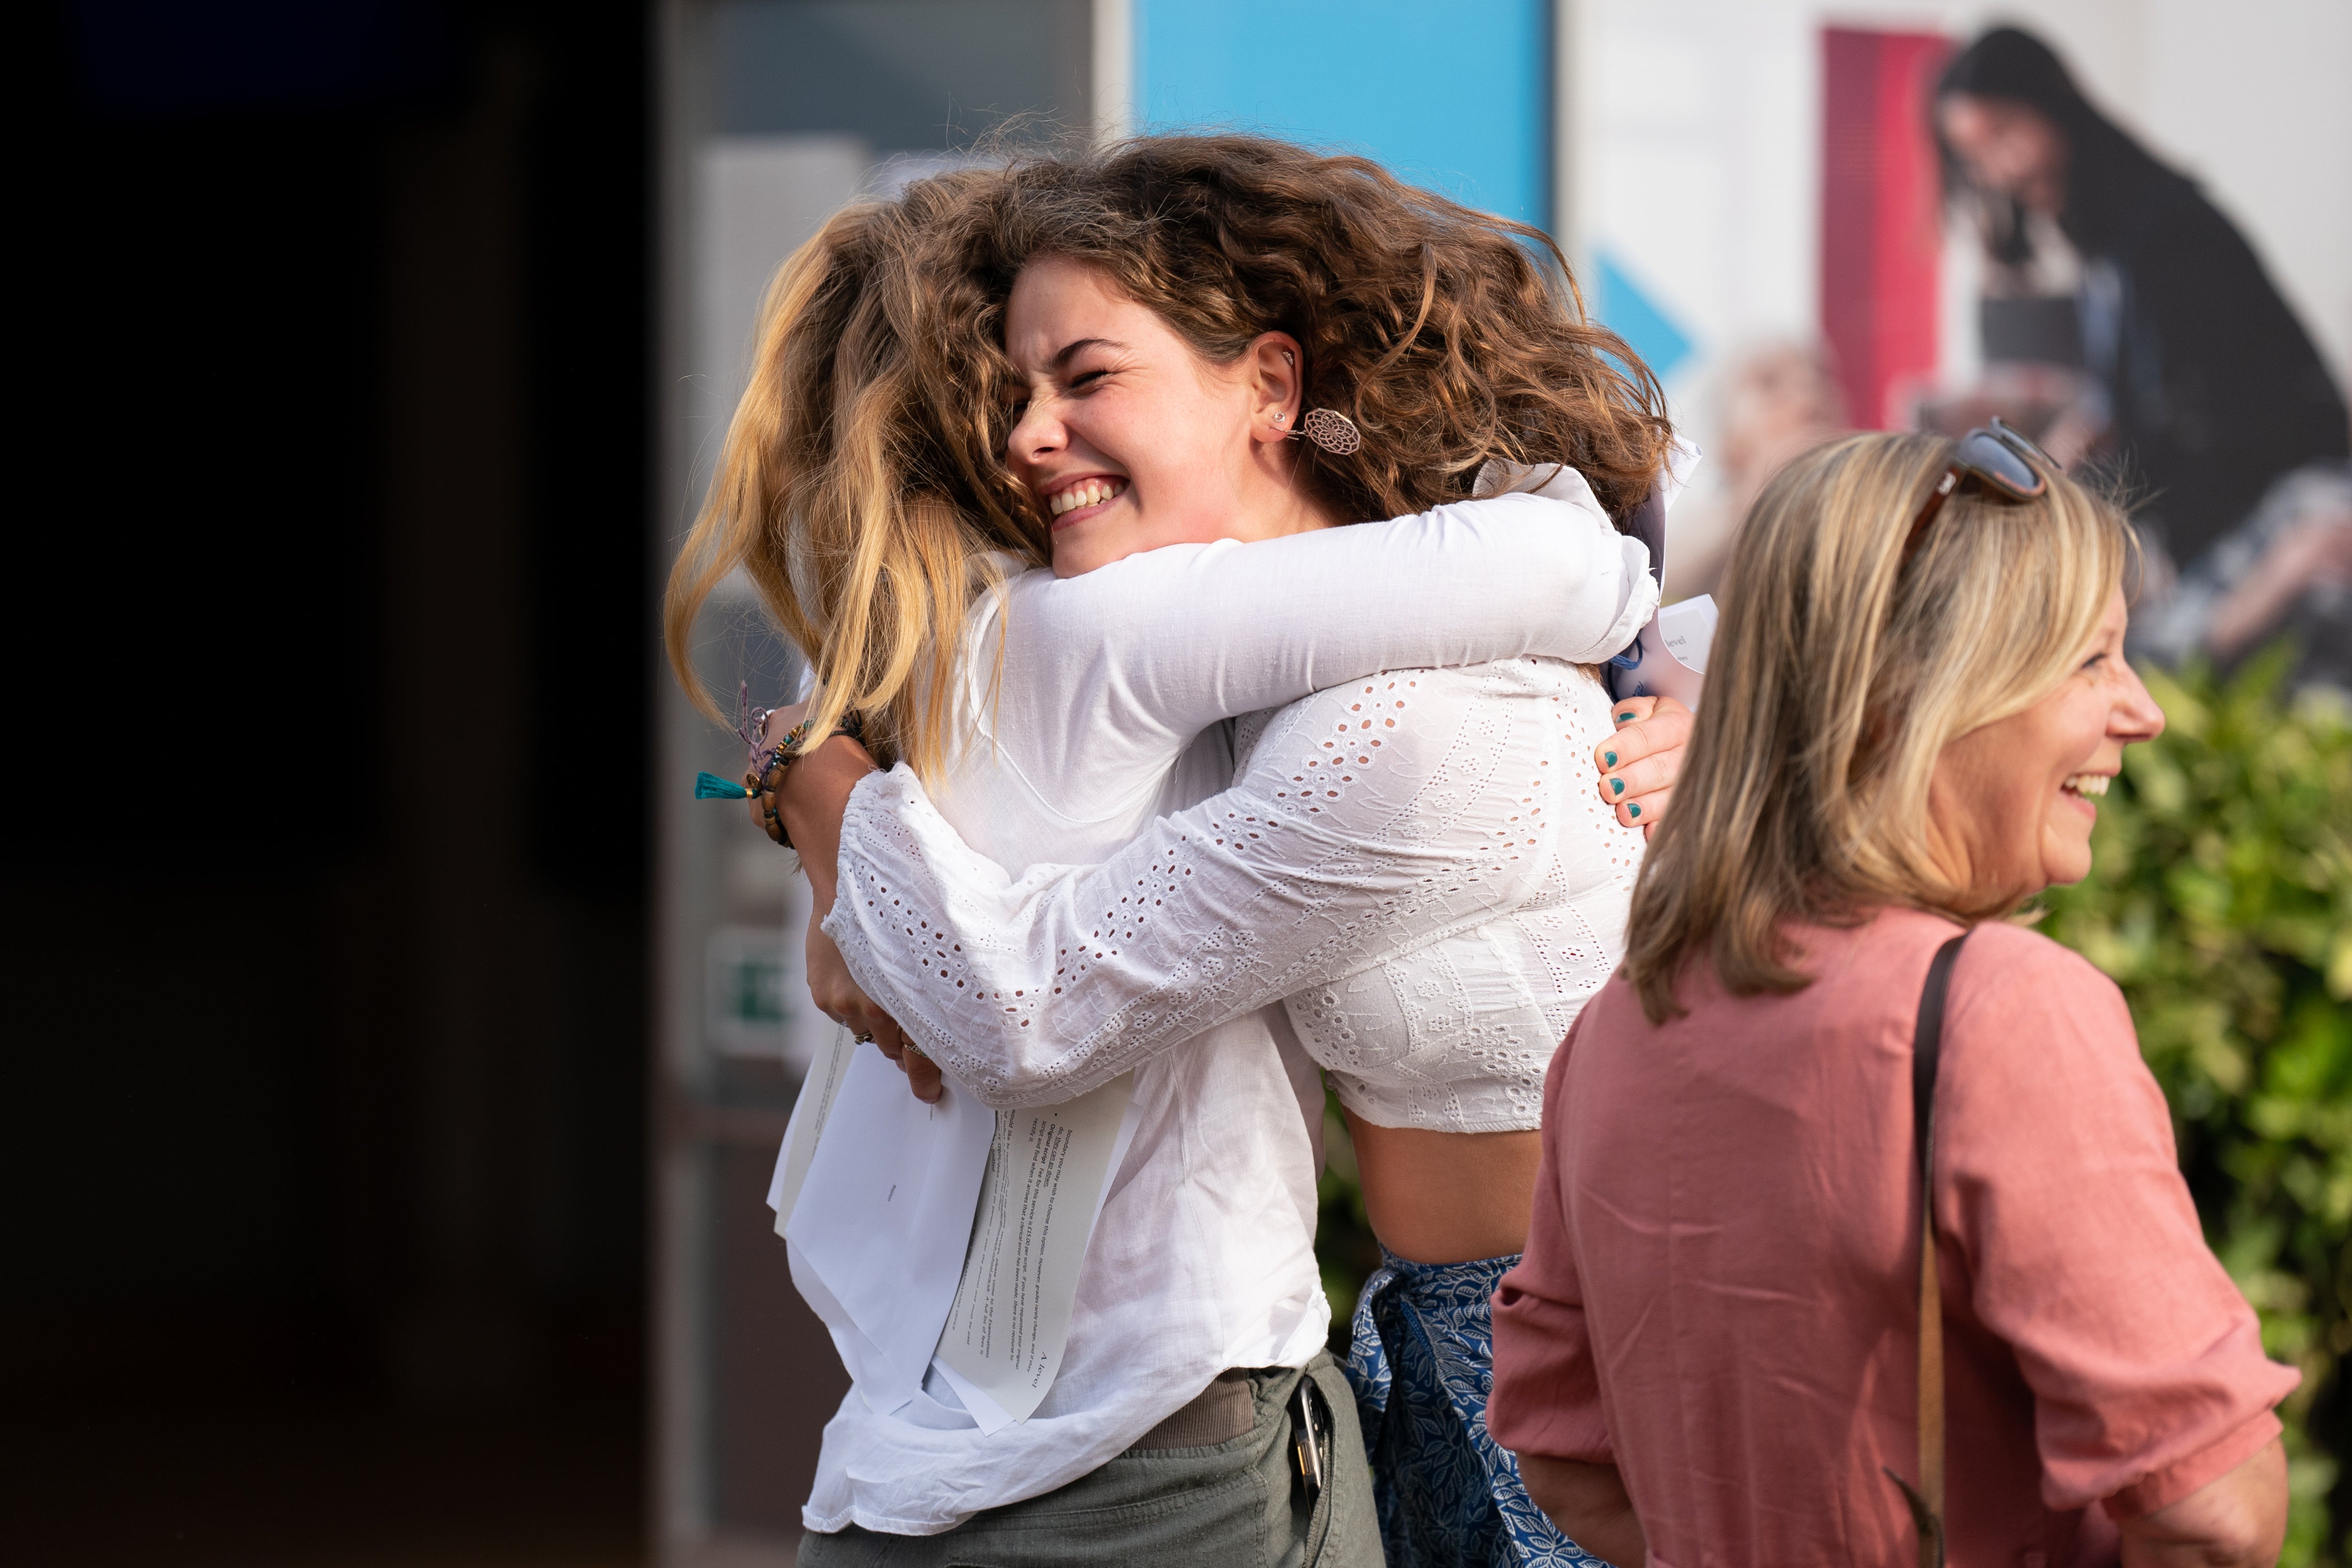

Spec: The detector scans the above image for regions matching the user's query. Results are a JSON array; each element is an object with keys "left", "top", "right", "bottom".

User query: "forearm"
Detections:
[
  {"left": 819, "top": 776, "right": 1385, "bottom": 1107},
  {"left": 1051, "top": 492, "right": 1655, "bottom": 744},
  {"left": 1517, "top": 1455, "right": 1645, "bottom": 1566},
  {"left": 774, "top": 736, "right": 874, "bottom": 918}
]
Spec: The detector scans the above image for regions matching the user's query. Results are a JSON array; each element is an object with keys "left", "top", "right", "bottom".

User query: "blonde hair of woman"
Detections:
[{"left": 1625, "top": 430, "right": 2129, "bottom": 1020}]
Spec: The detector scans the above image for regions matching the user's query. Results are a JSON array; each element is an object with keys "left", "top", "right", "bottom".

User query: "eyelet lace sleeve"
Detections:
[{"left": 822, "top": 662, "right": 1612, "bottom": 1110}]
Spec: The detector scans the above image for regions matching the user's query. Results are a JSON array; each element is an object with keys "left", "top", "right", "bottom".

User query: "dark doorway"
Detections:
[{"left": 6, "top": 4, "right": 653, "bottom": 1562}]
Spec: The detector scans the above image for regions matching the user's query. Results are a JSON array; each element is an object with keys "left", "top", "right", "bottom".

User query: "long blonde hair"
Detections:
[
  {"left": 663, "top": 171, "right": 1042, "bottom": 777},
  {"left": 1623, "top": 432, "right": 2131, "bottom": 1022}
]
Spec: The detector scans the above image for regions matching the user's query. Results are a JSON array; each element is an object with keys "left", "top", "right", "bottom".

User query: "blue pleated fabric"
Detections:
[{"left": 1344, "top": 1248, "right": 1612, "bottom": 1568}]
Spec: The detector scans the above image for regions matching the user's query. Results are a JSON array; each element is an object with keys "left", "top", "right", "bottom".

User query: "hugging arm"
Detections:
[
  {"left": 818, "top": 676, "right": 1554, "bottom": 1108},
  {"left": 1004, "top": 490, "right": 1656, "bottom": 767},
  {"left": 780, "top": 482, "right": 1662, "bottom": 1089}
]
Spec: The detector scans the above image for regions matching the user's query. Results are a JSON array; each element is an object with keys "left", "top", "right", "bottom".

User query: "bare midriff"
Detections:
[{"left": 1343, "top": 1113, "right": 1546, "bottom": 1266}]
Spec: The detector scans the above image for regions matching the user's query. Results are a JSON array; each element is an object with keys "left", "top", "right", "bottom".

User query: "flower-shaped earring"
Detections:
[
  {"left": 1276, "top": 349, "right": 1362, "bottom": 455},
  {"left": 1292, "top": 407, "right": 1363, "bottom": 456}
]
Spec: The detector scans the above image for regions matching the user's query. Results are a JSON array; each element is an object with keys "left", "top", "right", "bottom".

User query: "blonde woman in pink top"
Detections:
[{"left": 1487, "top": 429, "right": 2297, "bottom": 1566}]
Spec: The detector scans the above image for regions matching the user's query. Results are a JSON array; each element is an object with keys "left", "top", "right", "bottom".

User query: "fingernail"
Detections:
[
  {"left": 1604, "top": 750, "right": 1618, "bottom": 768},
  {"left": 1610, "top": 777, "right": 1625, "bottom": 796},
  {"left": 1615, "top": 712, "right": 1635, "bottom": 724},
  {"left": 1627, "top": 802, "right": 1641, "bottom": 818}
]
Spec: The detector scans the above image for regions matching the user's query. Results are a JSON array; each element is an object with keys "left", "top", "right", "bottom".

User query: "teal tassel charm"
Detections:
[{"left": 695, "top": 771, "right": 754, "bottom": 800}]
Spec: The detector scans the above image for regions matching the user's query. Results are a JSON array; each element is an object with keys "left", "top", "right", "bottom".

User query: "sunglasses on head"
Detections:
[{"left": 1903, "top": 416, "right": 2053, "bottom": 558}]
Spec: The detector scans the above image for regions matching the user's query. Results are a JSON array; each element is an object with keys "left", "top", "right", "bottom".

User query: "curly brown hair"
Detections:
[
  {"left": 969, "top": 135, "right": 1675, "bottom": 524},
  {"left": 667, "top": 134, "right": 1676, "bottom": 780}
]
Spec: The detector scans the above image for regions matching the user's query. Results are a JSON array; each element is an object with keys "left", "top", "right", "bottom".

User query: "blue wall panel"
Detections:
[{"left": 1136, "top": 0, "right": 1550, "bottom": 228}]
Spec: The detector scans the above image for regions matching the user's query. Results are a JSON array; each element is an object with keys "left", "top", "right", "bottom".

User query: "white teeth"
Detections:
[
  {"left": 1047, "top": 478, "right": 1124, "bottom": 516},
  {"left": 2063, "top": 773, "right": 2111, "bottom": 797}
]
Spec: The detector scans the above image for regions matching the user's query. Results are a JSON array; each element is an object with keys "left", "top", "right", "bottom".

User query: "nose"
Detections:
[
  {"left": 2111, "top": 658, "right": 2166, "bottom": 744},
  {"left": 1006, "top": 389, "right": 1064, "bottom": 472}
]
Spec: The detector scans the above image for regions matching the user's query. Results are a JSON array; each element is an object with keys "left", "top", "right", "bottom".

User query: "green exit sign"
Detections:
[{"left": 706, "top": 924, "right": 788, "bottom": 1059}]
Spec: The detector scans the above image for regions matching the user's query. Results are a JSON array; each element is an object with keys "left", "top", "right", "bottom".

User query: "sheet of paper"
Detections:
[
  {"left": 768, "top": 1021, "right": 859, "bottom": 1222},
  {"left": 1614, "top": 593, "right": 1718, "bottom": 709},
  {"left": 931, "top": 1073, "right": 1141, "bottom": 1425},
  {"left": 787, "top": 1226, "right": 901, "bottom": 1413},
  {"left": 771, "top": 1023, "right": 908, "bottom": 1411},
  {"left": 1657, "top": 594, "right": 1718, "bottom": 675},
  {"left": 783, "top": 1042, "right": 997, "bottom": 1415}
]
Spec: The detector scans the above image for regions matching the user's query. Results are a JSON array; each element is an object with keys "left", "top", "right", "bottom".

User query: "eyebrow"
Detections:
[{"left": 1048, "top": 337, "right": 1127, "bottom": 373}]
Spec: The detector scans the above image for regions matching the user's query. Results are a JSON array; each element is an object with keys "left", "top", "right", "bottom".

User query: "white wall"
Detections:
[{"left": 1571, "top": 0, "right": 2352, "bottom": 427}]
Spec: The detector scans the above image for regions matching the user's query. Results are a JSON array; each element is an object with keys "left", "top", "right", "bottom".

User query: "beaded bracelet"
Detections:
[
  {"left": 692, "top": 710, "right": 868, "bottom": 850},
  {"left": 754, "top": 708, "right": 865, "bottom": 779}
]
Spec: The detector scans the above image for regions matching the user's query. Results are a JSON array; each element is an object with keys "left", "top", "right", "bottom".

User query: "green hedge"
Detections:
[
  {"left": 2042, "top": 647, "right": 2350, "bottom": 1564},
  {"left": 1311, "top": 644, "right": 2351, "bottom": 1559}
]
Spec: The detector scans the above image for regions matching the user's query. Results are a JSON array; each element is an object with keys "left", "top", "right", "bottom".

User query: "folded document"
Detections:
[{"left": 770, "top": 1024, "right": 1139, "bottom": 1429}]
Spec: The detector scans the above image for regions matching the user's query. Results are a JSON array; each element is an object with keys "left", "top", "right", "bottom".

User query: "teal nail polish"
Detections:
[
  {"left": 1615, "top": 712, "right": 1635, "bottom": 724},
  {"left": 1604, "top": 750, "right": 1618, "bottom": 768},
  {"left": 1627, "top": 802, "right": 1641, "bottom": 819},
  {"left": 1610, "top": 777, "right": 1624, "bottom": 796}
]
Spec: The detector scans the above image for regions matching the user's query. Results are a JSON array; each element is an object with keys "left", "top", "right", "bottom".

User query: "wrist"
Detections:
[
  {"left": 779, "top": 737, "right": 876, "bottom": 826},
  {"left": 779, "top": 737, "right": 876, "bottom": 913}
]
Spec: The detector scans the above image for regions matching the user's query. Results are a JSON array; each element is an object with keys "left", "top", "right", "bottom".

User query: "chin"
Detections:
[
  {"left": 2042, "top": 848, "right": 2096, "bottom": 888},
  {"left": 1049, "top": 541, "right": 1101, "bottom": 579}
]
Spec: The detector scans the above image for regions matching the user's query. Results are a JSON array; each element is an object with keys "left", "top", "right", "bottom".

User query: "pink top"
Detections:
[{"left": 1488, "top": 908, "right": 2295, "bottom": 1568}]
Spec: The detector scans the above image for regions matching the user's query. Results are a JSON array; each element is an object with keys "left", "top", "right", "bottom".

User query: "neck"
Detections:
[
  {"left": 1240, "top": 488, "right": 1341, "bottom": 541},
  {"left": 1230, "top": 442, "right": 1342, "bottom": 541}
]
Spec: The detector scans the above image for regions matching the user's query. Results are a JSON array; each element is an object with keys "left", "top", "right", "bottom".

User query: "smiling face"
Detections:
[
  {"left": 1001, "top": 255, "right": 1336, "bottom": 577},
  {"left": 1926, "top": 587, "right": 2164, "bottom": 903}
]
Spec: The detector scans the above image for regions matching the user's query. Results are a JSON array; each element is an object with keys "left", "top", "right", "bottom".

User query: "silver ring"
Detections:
[
  {"left": 902, "top": 1042, "right": 928, "bottom": 1061},
  {"left": 852, "top": 1030, "right": 874, "bottom": 1045}
]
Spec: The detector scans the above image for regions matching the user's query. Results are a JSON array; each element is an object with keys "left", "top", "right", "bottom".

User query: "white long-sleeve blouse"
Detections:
[{"left": 797, "top": 482, "right": 1653, "bottom": 1536}]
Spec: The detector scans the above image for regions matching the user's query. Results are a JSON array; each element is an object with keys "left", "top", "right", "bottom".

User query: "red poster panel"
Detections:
[{"left": 1821, "top": 27, "right": 1952, "bottom": 429}]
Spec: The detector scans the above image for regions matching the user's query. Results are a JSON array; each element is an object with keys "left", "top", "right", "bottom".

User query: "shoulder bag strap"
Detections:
[{"left": 1885, "top": 929, "right": 1968, "bottom": 1568}]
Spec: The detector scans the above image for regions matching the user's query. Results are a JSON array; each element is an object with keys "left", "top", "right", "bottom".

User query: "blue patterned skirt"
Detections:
[{"left": 1344, "top": 1248, "right": 1612, "bottom": 1568}]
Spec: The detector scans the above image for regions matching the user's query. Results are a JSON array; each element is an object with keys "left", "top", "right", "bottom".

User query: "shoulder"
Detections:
[
  {"left": 1240, "top": 665, "right": 1563, "bottom": 866},
  {"left": 1421, "top": 489, "right": 1617, "bottom": 545},
  {"left": 2108, "top": 178, "right": 2266, "bottom": 290},
  {"left": 1257, "top": 661, "right": 1558, "bottom": 759},
  {"left": 1944, "top": 920, "right": 2132, "bottom": 1042},
  {"left": 1251, "top": 667, "right": 1480, "bottom": 777},
  {"left": 1936, "top": 920, "right": 2160, "bottom": 1140},
  {"left": 1798, "top": 912, "right": 2134, "bottom": 1060}
]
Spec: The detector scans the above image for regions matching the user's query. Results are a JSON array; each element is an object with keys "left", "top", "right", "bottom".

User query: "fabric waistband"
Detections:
[
  {"left": 1127, "top": 1368, "right": 1257, "bottom": 1450},
  {"left": 1369, "top": 1246, "right": 1522, "bottom": 1300}
]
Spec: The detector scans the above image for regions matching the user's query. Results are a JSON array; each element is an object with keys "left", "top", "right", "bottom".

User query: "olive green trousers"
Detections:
[{"left": 797, "top": 1353, "right": 1381, "bottom": 1568}]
